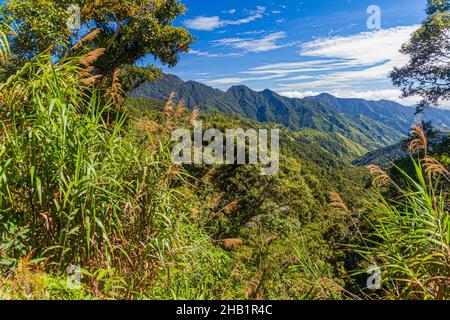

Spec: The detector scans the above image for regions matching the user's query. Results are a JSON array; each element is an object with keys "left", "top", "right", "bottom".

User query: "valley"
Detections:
[{"left": 131, "top": 74, "right": 450, "bottom": 162}]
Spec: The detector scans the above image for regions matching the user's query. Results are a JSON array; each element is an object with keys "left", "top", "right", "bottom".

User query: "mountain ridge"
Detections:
[{"left": 130, "top": 74, "right": 450, "bottom": 155}]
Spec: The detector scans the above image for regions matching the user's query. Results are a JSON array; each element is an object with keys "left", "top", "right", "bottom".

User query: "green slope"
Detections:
[{"left": 130, "top": 74, "right": 450, "bottom": 161}]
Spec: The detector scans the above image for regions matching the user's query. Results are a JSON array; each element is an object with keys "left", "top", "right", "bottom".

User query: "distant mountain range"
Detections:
[{"left": 130, "top": 74, "right": 450, "bottom": 158}]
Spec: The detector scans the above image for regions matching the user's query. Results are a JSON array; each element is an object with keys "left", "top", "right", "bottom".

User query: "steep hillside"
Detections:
[
  {"left": 131, "top": 74, "right": 450, "bottom": 155},
  {"left": 353, "top": 131, "right": 450, "bottom": 168},
  {"left": 305, "top": 93, "right": 450, "bottom": 133}
]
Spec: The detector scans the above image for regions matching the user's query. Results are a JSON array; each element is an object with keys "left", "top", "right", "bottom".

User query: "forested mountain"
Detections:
[
  {"left": 1, "top": 0, "right": 449, "bottom": 302},
  {"left": 131, "top": 74, "right": 450, "bottom": 155},
  {"left": 304, "top": 93, "right": 450, "bottom": 133},
  {"left": 353, "top": 132, "right": 450, "bottom": 168}
]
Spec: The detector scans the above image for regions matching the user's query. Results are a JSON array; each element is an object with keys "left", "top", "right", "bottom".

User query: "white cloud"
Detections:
[
  {"left": 278, "top": 89, "right": 420, "bottom": 105},
  {"left": 229, "top": 6, "right": 265, "bottom": 25},
  {"left": 205, "top": 78, "right": 251, "bottom": 85},
  {"left": 184, "top": 16, "right": 223, "bottom": 31},
  {"left": 223, "top": 9, "right": 236, "bottom": 14},
  {"left": 237, "top": 60, "right": 370, "bottom": 78},
  {"left": 237, "top": 30, "right": 266, "bottom": 36},
  {"left": 277, "top": 64, "right": 397, "bottom": 91},
  {"left": 192, "top": 25, "right": 440, "bottom": 106},
  {"left": 189, "top": 50, "right": 240, "bottom": 58},
  {"left": 251, "top": 60, "right": 333, "bottom": 70},
  {"left": 205, "top": 74, "right": 285, "bottom": 86},
  {"left": 242, "top": 65, "right": 342, "bottom": 76},
  {"left": 232, "top": 26, "right": 420, "bottom": 93},
  {"left": 283, "top": 26, "right": 420, "bottom": 88},
  {"left": 300, "top": 26, "right": 417, "bottom": 66},
  {"left": 189, "top": 50, "right": 221, "bottom": 58},
  {"left": 274, "top": 75, "right": 318, "bottom": 81},
  {"left": 214, "top": 32, "right": 287, "bottom": 53},
  {"left": 184, "top": 6, "right": 265, "bottom": 31}
]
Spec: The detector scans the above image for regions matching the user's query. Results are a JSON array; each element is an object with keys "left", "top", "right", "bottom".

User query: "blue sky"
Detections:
[{"left": 150, "top": 0, "right": 430, "bottom": 105}]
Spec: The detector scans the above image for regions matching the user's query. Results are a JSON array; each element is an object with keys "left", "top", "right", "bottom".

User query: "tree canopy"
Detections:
[
  {"left": 390, "top": 0, "right": 450, "bottom": 112},
  {"left": 0, "top": 0, "right": 194, "bottom": 91}
]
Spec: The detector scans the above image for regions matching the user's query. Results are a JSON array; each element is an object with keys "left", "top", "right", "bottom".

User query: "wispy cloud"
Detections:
[
  {"left": 184, "top": 16, "right": 223, "bottom": 31},
  {"left": 184, "top": 6, "right": 266, "bottom": 31},
  {"left": 269, "top": 26, "right": 422, "bottom": 105},
  {"left": 237, "top": 30, "right": 266, "bottom": 36},
  {"left": 205, "top": 25, "right": 424, "bottom": 105},
  {"left": 241, "top": 26, "right": 419, "bottom": 85},
  {"left": 205, "top": 74, "right": 285, "bottom": 86},
  {"left": 270, "top": 26, "right": 419, "bottom": 95},
  {"left": 189, "top": 50, "right": 240, "bottom": 58},
  {"left": 279, "top": 89, "right": 419, "bottom": 105},
  {"left": 240, "top": 60, "right": 347, "bottom": 76},
  {"left": 213, "top": 32, "right": 288, "bottom": 53},
  {"left": 250, "top": 60, "right": 334, "bottom": 70},
  {"left": 300, "top": 26, "right": 417, "bottom": 66}
]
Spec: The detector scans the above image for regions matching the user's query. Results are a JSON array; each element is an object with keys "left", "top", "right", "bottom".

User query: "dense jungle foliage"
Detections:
[{"left": 0, "top": 0, "right": 449, "bottom": 300}]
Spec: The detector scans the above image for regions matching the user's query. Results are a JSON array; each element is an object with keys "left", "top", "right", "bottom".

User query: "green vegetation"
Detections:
[
  {"left": 357, "top": 127, "right": 449, "bottom": 299},
  {"left": 391, "top": 0, "right": 450, "bottom": 112},
  {"left": 132, "top": 74, "right": 450, "bottom": 156},
  {"left": 0, "top": 1, "right": 449, "bottom": 301},
  {"left": 363, "top": 163, "right": 449, "bottom": 299},
  {"left": 0, "top": 53, "right": 364, "bottom": 299},
  {"left": 0, "top": 0, "right": 193, "bottom": 93}
]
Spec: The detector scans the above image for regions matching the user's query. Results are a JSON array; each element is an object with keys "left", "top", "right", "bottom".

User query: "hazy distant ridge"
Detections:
[{"left": 131, "top": 74, "right": 450, "bottom": 152}]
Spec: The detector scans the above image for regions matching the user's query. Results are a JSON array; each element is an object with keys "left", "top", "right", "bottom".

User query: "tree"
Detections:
[
  {"left": 0, "top": 0, "right": 193, "bottom": 93},
  {"left": 390, "top": 0, "right": 450, "bottom": 113}
]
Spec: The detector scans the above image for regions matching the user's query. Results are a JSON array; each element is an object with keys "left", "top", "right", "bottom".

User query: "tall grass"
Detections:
[
  {"left": 0, "top": 22, "right": 11, "bottom": 66},
  {"left": 0, "top": 43, "right": 230, "bottom": 298},
  {"left": 1, "top": 55, "right": 134, "bottom": 267},
  {"left": 2, "top": 20, "right": 448, "bottom": 300},
  {"left": 357, "top": 132, "right": 449, "bottom": 299}
]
